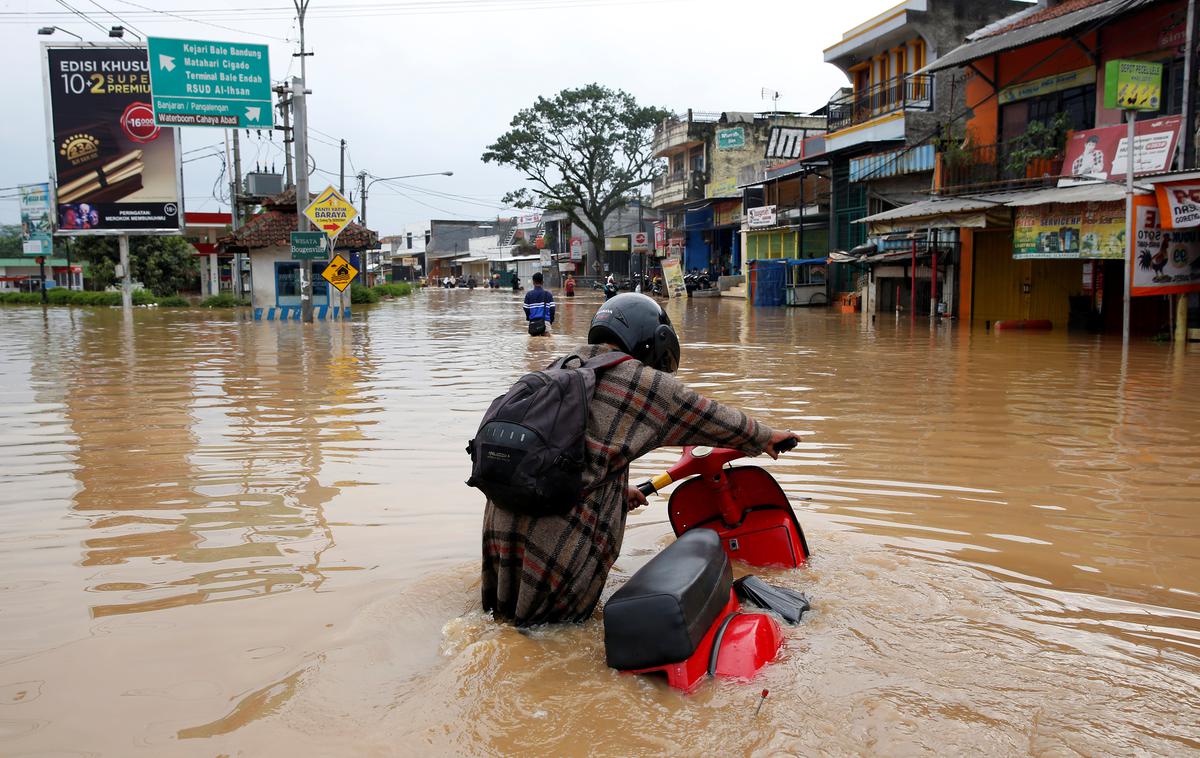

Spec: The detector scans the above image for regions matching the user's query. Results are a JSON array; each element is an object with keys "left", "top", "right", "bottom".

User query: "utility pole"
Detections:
[
  {"left": 1180, "top": 0, "right": 1199, "bottom": 169},
  {"left": 358, "top": 171, "right": 368, "bottom": 225},
  {"left": 274, "top": 84, "right": 294, "bottom": 186},
  {"left": 231, "top": 129, "right": 243, "bottom": 228},
  {"left": 340, "top": 139, "right": 346, "bottom": 194},
  {"left": 294, "top": 76, "right": 313, "bottom": 323}
]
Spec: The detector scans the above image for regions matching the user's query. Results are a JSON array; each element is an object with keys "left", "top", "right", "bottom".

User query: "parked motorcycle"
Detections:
[{"left": 603, "top": 439, "right": 811, "bottom": 692}]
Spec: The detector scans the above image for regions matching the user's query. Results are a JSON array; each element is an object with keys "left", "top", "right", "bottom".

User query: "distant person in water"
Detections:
[
  {"left": 523, "top": 272, "right": 555, "bottom": 336},
  {"left": 564, "top": 275, "right": 576, "bottom": 297}
]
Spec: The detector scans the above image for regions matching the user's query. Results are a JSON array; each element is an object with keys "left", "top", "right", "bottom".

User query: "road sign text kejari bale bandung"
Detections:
[{"left": 147, "top": 37, "right": 272, "bottom": 128}]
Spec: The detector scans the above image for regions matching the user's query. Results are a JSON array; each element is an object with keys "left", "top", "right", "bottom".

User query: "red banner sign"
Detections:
[
  {"left": 1062, "top": 116, "right": 1181, "bottom": 181},
  {"left": 1131, "top": 194, "right": 1200, "bottom": 296}
]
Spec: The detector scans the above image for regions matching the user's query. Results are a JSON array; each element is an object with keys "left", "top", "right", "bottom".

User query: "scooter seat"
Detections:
[{"left": 604, "top": 529, "right": 733, "bottom": 671}]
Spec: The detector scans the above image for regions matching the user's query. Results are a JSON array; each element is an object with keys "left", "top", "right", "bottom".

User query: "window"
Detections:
[
  {"left": 671, "top": 153, "right": 685, "bottom": 176},
  {"left": 689, "top": 146, "right": 704, "bottom": 173},
  {"left": 276, "top": 262, "right": 328, "bottom": 300},
  {"left": 406, "top": 233, "right": 413, "bottom": 249},
  {"left": 1001, "top": 84, "right": 1096, "bottom": 143}
]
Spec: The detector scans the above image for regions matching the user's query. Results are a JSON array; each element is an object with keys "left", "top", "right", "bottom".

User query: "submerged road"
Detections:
[{"left": 0, "top": 290, "right": 1198, "bottom": 755}]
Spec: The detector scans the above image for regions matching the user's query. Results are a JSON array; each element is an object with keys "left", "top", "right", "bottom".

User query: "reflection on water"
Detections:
[{"left": 0, "top": 291, "right": 1198, "bottom": 755}]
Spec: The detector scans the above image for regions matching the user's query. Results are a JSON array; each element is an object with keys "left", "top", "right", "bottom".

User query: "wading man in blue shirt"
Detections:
[{"left": 523, "top": 272, "right": 556, "bottom": 336}]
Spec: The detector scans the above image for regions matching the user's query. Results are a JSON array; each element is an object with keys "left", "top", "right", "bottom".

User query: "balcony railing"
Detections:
[
  {"left": 827, "top": 74, "right": 933, "bottom": 133},
  {"left": 651, "top": 169, "right": 706, "bottom": 204},
  {"left": 938, "top": 140, "right": 1065, "bottom": 193}
]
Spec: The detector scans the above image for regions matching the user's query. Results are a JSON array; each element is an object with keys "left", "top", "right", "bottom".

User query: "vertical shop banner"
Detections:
[
  {"left": 661, "top": 258, "right": 686, "bottom": 299},
  {"left": 1013, "top": 202, "right": 1125, "bottom": 259},
  {"left": 43, "top": 44, "right": 182, "bottom": 234},
  {"left": 1060, "top": 116, "right": 1180, "bottom": 182},
  {"left": 653, "top": 221, "right": 665, "bottom": 253},
  {"left": 18, "top": 183, "right": 54, "bottom": 256},
  {"left": 1131, "top": 195, "right": 1200, "bottom": 296}
]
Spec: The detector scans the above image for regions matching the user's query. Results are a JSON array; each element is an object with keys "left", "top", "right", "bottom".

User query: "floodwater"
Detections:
[{"left": 0, "top": 291, "right": 1198, "bottom": 757}]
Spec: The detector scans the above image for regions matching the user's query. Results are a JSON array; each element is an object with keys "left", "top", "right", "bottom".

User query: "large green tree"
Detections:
[
  {"left": 0, "top": 225, "right": 22, "bottom": 257},
  {"left": 73, "top": 235, "right": 198, "bottom": 296},
  {"left": 483, "top": 84, "right": 669, "bottom": 271}
]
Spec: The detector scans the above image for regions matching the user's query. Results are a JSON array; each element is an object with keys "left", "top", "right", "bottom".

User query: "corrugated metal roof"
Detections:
[
  {"left": 1003, "top": 182, "right": 1133, "bottom": 206},
  {"left": 849, "top": 144, "right": 936, "bottom": 182},
  {"left": 921, "top": 0, "right": 1158, "bottom": 74},
  {"left": 858, "top": 182, "right": 1150, "bottom": 226}
]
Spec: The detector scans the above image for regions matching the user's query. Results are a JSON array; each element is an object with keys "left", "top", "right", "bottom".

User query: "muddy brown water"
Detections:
[{"left": 0, "top": 291, "right": 1198, "bottom": 756}]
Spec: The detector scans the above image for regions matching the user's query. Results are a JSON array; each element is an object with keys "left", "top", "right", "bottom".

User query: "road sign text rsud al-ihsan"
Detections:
[{"left": 147, "top": 37, "right": 273, "bottom": 129}]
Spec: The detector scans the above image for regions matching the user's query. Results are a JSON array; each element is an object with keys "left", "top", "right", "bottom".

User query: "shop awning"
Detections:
[
  {"left": 920, "top": 0, "right": 1158, "bottom": 74},
  {"left": 858, "top": 183, "right": 1149, "bottom": 233},
  {"left": 452, "top": 256, "right": 490, "bottom": 264}
]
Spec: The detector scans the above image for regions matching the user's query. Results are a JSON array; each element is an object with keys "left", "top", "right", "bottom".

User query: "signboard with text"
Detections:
[
  {"left": 661, "top": 258, "right": 686, "bottom": 299},
  {"left": 716, "top": 127, "right": 746, "bottom": 150},
  {"left": 1155, "top": 181, "right": 1200, "bottom": 229},
  {"left": 1061, "top": 116, "right": 1180, "bottom": 181},
  {"left": 569, "top": 237, "right": 583, "bottom": 261},
  {"left": 999, "top": 67, "right": 1095, "bottom": 106},
  {"left": 42, "top": 44, "right": 183, "bottom": 234},
  {"left": 303, "top": 186, "right": 358, "bottom": 239},
  {"left": 631, "top": 231, "right": 649, "bottom": 252},
  {"left": 147, "top": 37, "right": 272, "bottom": 128},
  {"left": 1013, "top": 201, "right": 1125, "bottom": 259},
  {"left": 19, "top": 183, "right": 54, "bottom": 256},
  {"left": 290, "top": 231, "right": 327, "bottom": 260},
  {"left": 747, "top": 205, "right": 778, "bottom": 228},
  {"left": 1104, "top": 59, "right": 1163, "bottom": 111},
  {"left": 1131, "top": 195, "right": 1200, "bottom": 296}
]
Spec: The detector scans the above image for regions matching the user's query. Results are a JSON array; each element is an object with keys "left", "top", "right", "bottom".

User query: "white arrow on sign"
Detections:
[
  {"left": 159, "top": 54, "right": 175, "bottom": 72},
  {"left": 245, "top": 106, "right": 261, "bottom": 122}
]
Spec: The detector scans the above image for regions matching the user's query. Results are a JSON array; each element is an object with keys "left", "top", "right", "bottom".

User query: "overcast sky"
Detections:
[{"left": 2, "top": 0, "right": 913, "bottom": 234}]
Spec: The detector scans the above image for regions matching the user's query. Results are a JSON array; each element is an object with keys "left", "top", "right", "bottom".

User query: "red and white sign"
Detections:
[
  {"left": 120, "top": 102, "right": 162, "bottom": 144},
  {"left": 631, "top": 231, "right": 649, "bottom": 251},
  {"left": 569, "top": 237, "right": 583, "bottom": 261},
  {"left": 654, "top": 222, "right": 666, "bottom": 251},
  {"left": 1062, "top": 116, "right": 1181, "bottom": 181},
  {"left": 1155, "top": 181, "right": 1200, "bottom": 228}
]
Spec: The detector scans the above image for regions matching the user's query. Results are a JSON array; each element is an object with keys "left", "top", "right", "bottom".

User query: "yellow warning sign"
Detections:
[
  {"left": 303, "top": 185, "right": 358, "bottom": 240},
  {"left": 322, "top": 253, "right": 358, "bottom": 292}
]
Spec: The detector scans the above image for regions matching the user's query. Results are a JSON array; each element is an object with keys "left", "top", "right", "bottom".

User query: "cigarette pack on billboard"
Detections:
[{"left": 42, "top": 44, "right": 183, "bottom": 234}]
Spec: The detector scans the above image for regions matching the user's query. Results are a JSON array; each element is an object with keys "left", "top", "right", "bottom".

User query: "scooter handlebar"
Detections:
[{"left": 636, "top": 480, "right": 657, "bottom": 497}]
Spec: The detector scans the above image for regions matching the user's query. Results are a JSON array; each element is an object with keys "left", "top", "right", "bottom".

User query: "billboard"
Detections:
[
  {"left": 18, "top": 183, "right": 54, "bottom": 256},
  {"left": 43, "top": 44, "right": 182, "bottom": 234},
  {"left": 1061, "top": 116, "right": 1180, "bottom": 182},
  {"left": 1154, "top": 181, "right": 1200, "bottom": 229},
  {"left": 1013, "top": 202, "right": 1125, "bottom": 259}
]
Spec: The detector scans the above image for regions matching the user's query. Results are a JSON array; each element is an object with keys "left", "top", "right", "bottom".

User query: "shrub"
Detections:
[
  {"left": 158, "top": 295, "right": 191, "bottom": 307},
  {"left": 350, "top": 285, "right": 380, "bottom": 304},
  {"left": 199, "top": 293, "right": 247, "bottom": 308},
  {"left": 371, "top": 283, "right": 414, "bottom": 298},
  {"left": 0, "top": 291, "right": 42, "bottom": 305}
]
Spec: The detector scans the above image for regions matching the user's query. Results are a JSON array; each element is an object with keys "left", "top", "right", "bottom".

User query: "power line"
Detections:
[
  {"left": 105, "top": 0, "right": 291, "bottom": 41},
  {"left": 82, "top": 0, "right": 145, "bottom": 38}
]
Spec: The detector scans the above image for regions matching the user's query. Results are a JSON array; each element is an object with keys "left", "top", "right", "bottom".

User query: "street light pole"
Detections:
[{"left": 357, "top": 171, "right": 454, "bottom": 226}]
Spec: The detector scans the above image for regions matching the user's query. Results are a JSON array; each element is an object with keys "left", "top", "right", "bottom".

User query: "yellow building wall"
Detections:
[
  {"left": 746, "top": 231, "right": 797, "bottom": 260},
  {"left": 971, "top": 229, "right": 1084, "bottom": 327}
]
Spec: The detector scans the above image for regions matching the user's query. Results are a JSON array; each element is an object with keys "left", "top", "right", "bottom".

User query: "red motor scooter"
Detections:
[{"left": 603, "top": 439, "right": 810, "bottom": 692}]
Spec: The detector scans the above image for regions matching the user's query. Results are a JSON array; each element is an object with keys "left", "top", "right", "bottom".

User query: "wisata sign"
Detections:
[{"left": 42, "top": 44, "right": 182, "bottom": 234}]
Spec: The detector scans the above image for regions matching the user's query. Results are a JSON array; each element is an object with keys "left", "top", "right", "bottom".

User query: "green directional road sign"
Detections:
[
  {"left": 147, "top": 37, "right": 273, "bottom": 129},
  {"left": 291, "top": 231, "right": 328, "bottom": 260}
]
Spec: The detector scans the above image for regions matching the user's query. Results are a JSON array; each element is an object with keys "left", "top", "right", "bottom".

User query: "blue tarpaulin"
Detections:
[{"left": 750, "top": 260, "right": 787, "bottom": 307}]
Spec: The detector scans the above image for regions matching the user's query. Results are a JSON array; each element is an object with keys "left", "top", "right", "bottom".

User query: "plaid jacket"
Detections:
[{"left": 481, "top": 344, "right": 774, "bottom": 626}]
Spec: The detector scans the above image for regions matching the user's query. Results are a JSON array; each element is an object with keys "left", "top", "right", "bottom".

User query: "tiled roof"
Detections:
[
  {"left": 220, "top": 207, "right": 377, "bottom": 250},
  {"left": 217, "top": 187, "right": 378, "bottom": 250},
  {"left": 980, "top": 0, "right": 1105, "bottom": 37}
]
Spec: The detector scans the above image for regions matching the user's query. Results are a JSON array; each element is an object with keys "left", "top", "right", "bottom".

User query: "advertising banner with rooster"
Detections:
[{"left": 1131, "top": 195, "right": 1200, "bottom": 296}]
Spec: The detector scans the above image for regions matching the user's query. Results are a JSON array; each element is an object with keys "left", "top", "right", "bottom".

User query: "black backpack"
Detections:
[{"left": 467, "top": 352, "right": 632, "bottom": 516}]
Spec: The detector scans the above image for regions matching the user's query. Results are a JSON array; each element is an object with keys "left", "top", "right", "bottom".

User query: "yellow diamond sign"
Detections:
[
  {"left": 322, "top": 253, "right": 358, "bottom": 292},
  {"left": 303, "top": 185, "right": 358, "bottom": 239}
]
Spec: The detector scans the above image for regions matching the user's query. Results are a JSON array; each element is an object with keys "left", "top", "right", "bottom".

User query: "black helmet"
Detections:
[{"left": 587, "top": 293, "right": 680, "bottom": 373}]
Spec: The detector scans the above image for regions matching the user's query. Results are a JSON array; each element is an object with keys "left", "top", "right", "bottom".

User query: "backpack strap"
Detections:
[{"left": 580, "top": 351, "right": 635, "bottom": 372}]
